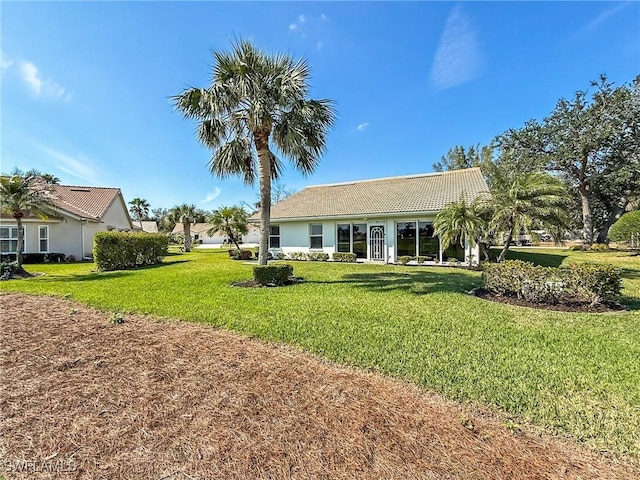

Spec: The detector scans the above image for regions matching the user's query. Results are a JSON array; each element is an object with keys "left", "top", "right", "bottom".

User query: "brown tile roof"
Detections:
[
  {"left": 254, "top": 168, "right": 488, "bottom": 221},
  {"left": 50, "top": 185, "right": 123, "bottom": 221}
]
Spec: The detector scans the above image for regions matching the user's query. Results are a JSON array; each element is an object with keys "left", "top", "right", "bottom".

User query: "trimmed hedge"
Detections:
[
  {"left": 609, "top": 211, "right": 640, "bottom": 246},
  {"left": 481, "top": 260, "right": 622, "bottom": 305},
  {"left": 253, "top": 264, "right": 294, "bottom": 286},
  {"left": 332, "top": 252, "right": 357, "bottom": 262},
  {"left": 94, "top": 232, "right": 168, "bottom": 271}
]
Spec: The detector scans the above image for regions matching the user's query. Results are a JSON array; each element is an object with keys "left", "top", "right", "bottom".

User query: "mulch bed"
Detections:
[
  {"left": 1, "top": 292, "right": 638, "bottom": 479},
  {"left": 473, "top": 288, "right": 626, "bottom": 313}
]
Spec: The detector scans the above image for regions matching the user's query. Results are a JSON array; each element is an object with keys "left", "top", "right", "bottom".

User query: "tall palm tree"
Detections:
[
  {"left": 433, "top": 196, "right": 486, "bottom": 262},
  {"left": 172, "top": 40, "right": 336, "bottom": 265},
  {"left": 169, "top": 204, "right": 197, "bottom": 252},
  {"left": 490, "top": 171, "right": 567, "bottom": 262},
  {"left": 206, "top": 206, "right": 248, "bottom": 249},
  {"left": 128, "top": 197, "right": 150, "bottom": 229},
  {"left": 0, "top": 173, "right": 57, "bottom": 272}
]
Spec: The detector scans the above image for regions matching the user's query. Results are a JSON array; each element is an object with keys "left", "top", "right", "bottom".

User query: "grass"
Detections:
[{"left": 2, "top": 247, "right": 640, "bottom": 460}]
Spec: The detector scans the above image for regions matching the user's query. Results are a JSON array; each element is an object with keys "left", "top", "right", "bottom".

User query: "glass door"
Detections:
[{"left": 369, "top": 225, "right": 385, "bottom": 261}]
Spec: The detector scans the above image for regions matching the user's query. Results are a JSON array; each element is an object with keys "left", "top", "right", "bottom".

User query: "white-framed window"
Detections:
[
  {"left": 39, "top": 225, "right": 49, "bottom": 253},
  {"left": 269, "top": 225, "right": 280, "bottom": 248},
  {"left": 309, "top": 224, "right": 323, "bottom": 249},
  {"left": 0, "top": 226, "right": 25, "bottom": 254}
]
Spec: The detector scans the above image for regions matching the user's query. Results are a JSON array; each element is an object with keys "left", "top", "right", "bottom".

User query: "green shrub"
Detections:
[
  {"left": 569, "top": 245, "right": 583, "bottom": 251},
  {"left": 397, "top": 256, "right": 414, "bottom": 265},
  {"left": 0, "top": 261, "right": 18, "bottom": 279},
  {"left": 231, "top": 249, "right": 253, "bottom": 260},
  {"left": 609, "top": 211, "right": 640, "bottom": 247},
  {"left": 94, "top": 232, "right": 168, "bottom": 271},
  {"left": 288, "top": 251, "right": 308, "bottom": 261},
  {"left": 482, "top": 260, "right": 622, "bottom": 305},
  {"left": 253, "top": 264, "right": 294, "bottom": 286},
  {"left": 307, "top": 252, "right": 329, "bottom": 262},
  {"left": 332, "top": 252, "right": 357, "bottom": 262},
  {"left": 589, "top": 243, "right": 610, "bottom": 251}
]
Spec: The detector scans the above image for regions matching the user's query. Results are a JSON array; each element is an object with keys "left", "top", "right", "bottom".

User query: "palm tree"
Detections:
[
  {"left": 433, "top": 196, "right": 486, "bottom": 262},
  {"left": 490, "top": 171, "right": 567, "bottom": 262},
  {"left": 172, "top": 39, "right": 336, "bottom": 265},
  {"left": 169, "top": 204, "right": 197, "bottom": 252},
  {"left": 128, "top": 197, "right": 150, "bottom": 229},
  {"left": 0, "top": 173, "right": 57, "bottom": 272},
  {"left": 206, "top": 206, "right": 248, "bottom": 249}
]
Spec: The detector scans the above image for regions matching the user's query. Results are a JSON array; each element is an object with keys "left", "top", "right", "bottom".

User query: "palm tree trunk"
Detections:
[
  {"left": 15, "top": 216, "right": 24, "bottom": 268},
  {"left": 497, "top": 218, "right": 514, "bottom": 263},
  {"left": 184, "top": 222, "right": 192, "bottom": 252},
  {"left": 255, "top": 135, "right": 272, "bottom": 266}
]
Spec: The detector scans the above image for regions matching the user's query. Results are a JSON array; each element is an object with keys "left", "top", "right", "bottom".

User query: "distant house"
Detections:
[
  {"left": 171, "top": 222, "right": 260, "bottom": 246},
  {"left": 0, "top": 184, "right": 133, "bottom": 260},
  {"left": 249, "top": 168, "right": 489, "bottom": 264},
  {"left": 135, "top": 221, "right": 159, "bottom": 233}
]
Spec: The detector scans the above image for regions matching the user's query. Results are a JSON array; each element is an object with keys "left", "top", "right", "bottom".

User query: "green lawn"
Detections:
[{"left": 2, "top": 247, "right": 640, "bottom": 460}]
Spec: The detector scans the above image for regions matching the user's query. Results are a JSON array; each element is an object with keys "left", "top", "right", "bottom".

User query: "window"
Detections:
[
  {"left": 309, "top": 224, "right": 323, "bottom": 249},
  {"left": 39, "top": 226, "right": 49, "bottom": 253},
  {"left": 396, "top": 222, "right": 417, "bottom": 257},
  {"left": 418, "top": 222, "right": 438, "bottom": 256},
  {"left": 0, "top": 226, "right": 25, "bottom": 253},
  {"left": 337, "top": 224, "right": 350, "bottom": 253},
  {"left": 269, "top": 225, "right": 280, "bottom": 248}
]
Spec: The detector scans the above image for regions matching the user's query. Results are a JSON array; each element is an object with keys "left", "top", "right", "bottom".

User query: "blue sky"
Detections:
[{"left": 2, "top": 1, "right": 638, "bottom": 213}]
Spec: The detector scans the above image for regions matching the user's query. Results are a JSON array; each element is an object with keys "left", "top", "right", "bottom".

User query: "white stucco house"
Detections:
[
  {"left": 0, "top": 184, "right": 133, "bottom": 260},
  {"left": 171, "top": 222, "right": 261, "bottom": 246},
  {"left": 250, "top": 168, "right": 489, "bottom": 265}
]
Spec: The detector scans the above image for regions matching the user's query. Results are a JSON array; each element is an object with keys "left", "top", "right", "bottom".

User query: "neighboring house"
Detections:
[
  {"left": 0, "top": 184, "right": 133, "bottom": 260},
  {"left": 171, "top": 222, "right": 260, "bottom": 246},
  {"left": 135, "top": 221, "right": 159, "bottom": 233},
  {"left": 249, "top": 168, "right": 489, "bottom": 264}
]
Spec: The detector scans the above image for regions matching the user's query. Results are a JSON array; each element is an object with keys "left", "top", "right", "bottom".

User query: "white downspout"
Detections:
[{"left": 81, "top": 218, "right": 86, "bottom": 260}]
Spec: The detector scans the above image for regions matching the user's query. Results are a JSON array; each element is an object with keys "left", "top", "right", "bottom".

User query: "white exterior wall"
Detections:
[{"left": 273, "top": 215, "right": 480, "bottom": 265}]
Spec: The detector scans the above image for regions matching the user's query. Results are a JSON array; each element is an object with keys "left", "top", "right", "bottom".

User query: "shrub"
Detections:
[
  {"left": 397, "top": 256, "right": 414, "bottom": 265},
  {"left": 609, "top": 211, "right": 640, "bottom": 247},
  {"left": 0, "top": 261, "right": 18, "bottom": 280},
  {"left": 482, "top": 260, "right": 622, "bottom": 306},
  {"left": 589, "top": 243, "right": 610, "bottom": 251},
  {"left": 231, "top": 249, "right": 253, "bottom": 260},
  {"left": 288, "top": 251, "right": 308, "bottom": 261},
  {"left": 332, "top": 252, "right": 357, "bottom": 262},
  {"left": 307, "top": 252, "right": 329, "bottom": 262},
  {"left": 94, "top": 232, "right": 168, "bottom": 271},
  {"left": 253, "top": 264, "right": 294, "bottom": 286}
]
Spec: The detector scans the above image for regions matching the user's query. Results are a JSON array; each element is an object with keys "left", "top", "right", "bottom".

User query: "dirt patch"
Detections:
[
  {"left": 1, "top": 293, "right": 637, "bottom": 480},
  {"left": 473, "top": 288, "right": 626, "bottom": 313}
]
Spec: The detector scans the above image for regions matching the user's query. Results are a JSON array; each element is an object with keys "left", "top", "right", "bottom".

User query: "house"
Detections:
[
  {"left": 171, "top": 222, "right": 261, "bottom": 246},
  {"left": 134, "top": 221, "right": 159, "bottom": 233},
  {"left": 250, "top": 168, "right": 489, "bottom": 264},
  {"left": 0, "top": 184, "right": 133, "bottom": 260}
]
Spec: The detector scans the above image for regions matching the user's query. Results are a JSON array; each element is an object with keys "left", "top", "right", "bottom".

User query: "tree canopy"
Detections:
[{"left": 172, "top": 39, "right": 336, "bottom": 264}]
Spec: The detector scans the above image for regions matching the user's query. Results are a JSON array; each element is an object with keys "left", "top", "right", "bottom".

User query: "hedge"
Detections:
[
  {"left": 94, "top": 232, "right": 168, "bottom": 271},
  {"left": 332, "top": 252, "right": 357, "bottom": 263},
  {"left": 253, "top": 264, "right": 294, "bottom": 286},
  {"left": 481, "top": 260, "right": 622, "bottom": 305},
  {"left": 609, "top": 211, "right": 640, "bottom": 246}
]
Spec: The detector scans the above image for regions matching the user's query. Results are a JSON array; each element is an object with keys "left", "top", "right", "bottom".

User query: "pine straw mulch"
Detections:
[{"left": 1, "top": 293, "right": 638, "bottom": 480}]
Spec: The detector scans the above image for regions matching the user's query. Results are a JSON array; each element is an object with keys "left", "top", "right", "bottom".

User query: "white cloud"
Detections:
[
  {"left": 34, "top": 143, "right": 101, "bottom": 185},
  {"left": 357, "top": 122, "right": 370, "bottom": 131},
  {"left": 289, "top": 23, "right": 297, "bottom": 31},
  {"left": 200, "top": 188, "right": 222, "bottom": 204},
  {"left": 316, "top": 41, "right": 324, "bottom": 51},
  {"left": 320, "top": 13, "right": 328, "bottom": 22},
  {"left": 429, "top": 5, "right": 482, "bottom": 91},
  {"left": 582, "top": 1, "right": 631, "bottom": 31},
  {"left": 1, "top": 51, "right": 13, "bottom": 70},
  {"left": 288, "top": 13, "right": 327, "bottom": 34},
  {"left": 18, "top": 60, "right": 70, "bottom": 100}
]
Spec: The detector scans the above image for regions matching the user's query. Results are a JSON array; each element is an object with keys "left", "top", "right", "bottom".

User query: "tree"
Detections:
[
  {"left": 172, "top": 39, "right": 336, "bottom": 265},
  {"left": 432, "top": 144, "right": 493, "bottom": 173},
  {"left": 206, "top": 206, "right": 249, "bottom": 249},
  {"left": 169, "top": 204, "right": 198, "bottom": 252},
  {"left": 433, "top": 196, "right": 486, "bottom": 262},
  {"left": 0, "top": 173, "right": 57, "bottom": 272},
  {"left": 128, "top": 197, "right": 150, "bottom": 228},
  {"left": 497, "top": 75, "right": 639, "bottom": 248},
  {"left": 490, "top": 171, "right": 568, "bottom": 262}
]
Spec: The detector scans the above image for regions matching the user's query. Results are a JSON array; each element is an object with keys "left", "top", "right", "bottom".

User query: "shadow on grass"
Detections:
[
  {"left": 502, "top": 250, "right": 568, "bottom": 267},
  {"left": 310, "top": 269, "right": 479, "bottom": 295}
]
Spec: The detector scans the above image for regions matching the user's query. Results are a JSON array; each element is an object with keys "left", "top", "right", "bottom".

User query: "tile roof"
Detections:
[
  {"left": 50, "top": 185, "right": 123, "bottom": 221},
  {"left": 255, "top": 168, "right": 489, "bottom": 221}
]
